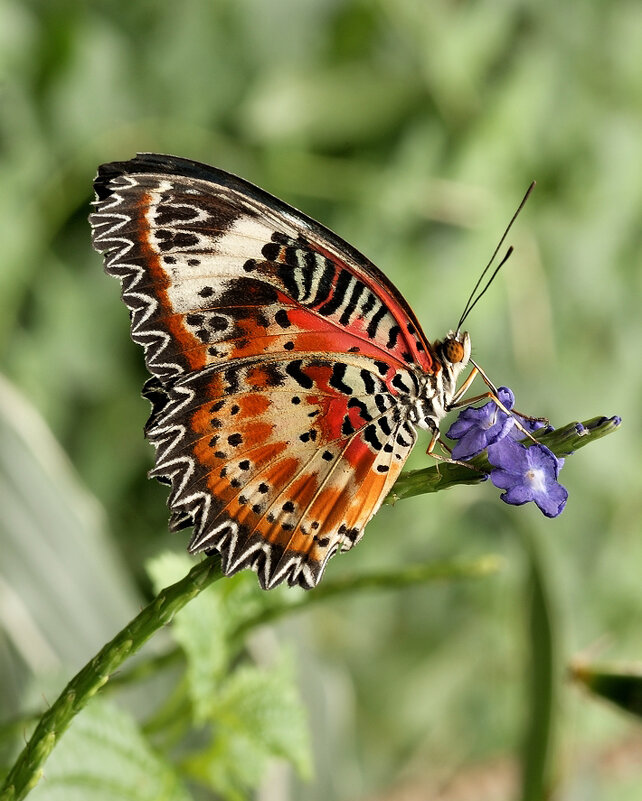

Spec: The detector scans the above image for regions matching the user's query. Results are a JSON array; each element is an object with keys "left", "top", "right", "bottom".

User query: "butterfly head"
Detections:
[{"left": 434, "top": 330, "right": 471, "bottom": 377}]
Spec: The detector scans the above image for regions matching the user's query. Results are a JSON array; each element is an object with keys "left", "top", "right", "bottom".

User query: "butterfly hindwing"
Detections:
[
  {"left": 143, "top": 354, "right": 416, "bottom": 588},
  {"left": 91, "top": 154, "right": 428, "bottom": 588}
]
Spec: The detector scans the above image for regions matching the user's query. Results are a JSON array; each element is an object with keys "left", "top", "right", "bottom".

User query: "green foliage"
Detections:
[
  {"left": 147, "top": 554, "right": 311, "bottom": 798},
  {"left": 27, "top": 700, "right": 191, "bottom": 801},
  {"left": 1, "top": 0, "right": 640, "bottom": 799},
  {"left": 148, "top": 553, "right": 232, "bottom": 713},
  {"left": 183, "top": 660, "right": 312, "bottom": 800}
]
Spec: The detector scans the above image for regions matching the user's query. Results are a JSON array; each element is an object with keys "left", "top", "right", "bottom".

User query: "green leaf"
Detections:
[
  {"left": 146, "top": 554, "right": 268, "bottom": 722},
  {"left": 27, "top": 699, "right": 192, "bottom": 801},
  {"left": 147, "top": 553, "right": 228, "bottom": 720},
  {"left": 0, "top": 374, "right": 142, "bottom": 714},
  {"left": 183, "top": 656, "right": 312, "bottom": 800},
  {"left": 570, "top": 661, "right": 642, "bottom": 720}
]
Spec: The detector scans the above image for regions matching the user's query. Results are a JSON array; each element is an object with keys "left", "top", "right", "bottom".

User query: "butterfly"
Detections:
[{"left": 91, "top": 153, "right": 490, "bottom": 590}]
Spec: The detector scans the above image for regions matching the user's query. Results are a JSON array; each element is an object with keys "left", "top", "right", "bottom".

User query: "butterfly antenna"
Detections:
[{"left": 456, "top": 181, "right": 536, "bottom": 334}]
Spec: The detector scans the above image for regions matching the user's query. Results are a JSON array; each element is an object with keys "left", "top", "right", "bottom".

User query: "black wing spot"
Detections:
[
  {"left": 329, "top": 363, "right": 353, "bottom": 395},
  {"left": 342, "top": 417, "right": 356, "bottom": 436},
  {"left": 199, "top": 286, "right": 214, "bottom": 298},
  {"left": 360, "top": 369, "right": 376, "bottom": 395},
  {"left": 376, "top": 465, "right": 390, "bottom": 473},
  {"left": 258, "top": 483, "right": 269, "bottom": 493},
  {"left": 345, "top": 527, "right": 359, "bottom": 543},
  {"left": 285, "top": 360, "right": 313, "bottom": 389},
  {"left": 374, "top": 360, "right": 389, "bottom": 376},
  {"left": 282, "top": 501, "right": 295, "bottom": 513},
  {"left": 210, "top": 315, "right": 228, "bottom": 331},
  {"left": 392, "top": 373, "right": 411, "bottom": 393},
  {"left": 347, "top": 397, "right": 373, "bottom": 421},
  {"left": 322, "top": 450, "right": 333, "bottom": 461},
  {"left": 366, "top": 305, "right": 387, "bottom": 338},
  {"left": 275, "top": 309, "right": 291, "bottom": 328},
  {"left": 284, "top": 341, "right": 295, "bottom": 350},
  {"left": 227, "top": 433, "right": 243, "bottom": 447},
  {"left": 211, "top": 401, "right": 225, "bottom": 412},
  {"left": 186, "top": 313, "right": 204, "bottom": 326},
  {"left": 291, "top": 396, "right": 301, "bottom": 404},
  {"left": 386, "top": 325, "right": 401, "bottom": 349},
  {"left": 364, "top": 424, "right": 383, "bottom": 451},
  {"left": 230, "top": 404, "right": 240, "bottom": 415},
  {"left": 261, "top": 241, "right": 281, "bottom": 261},
  {"left": 239, "top": 460, "right": 251, "bottom": 470}
]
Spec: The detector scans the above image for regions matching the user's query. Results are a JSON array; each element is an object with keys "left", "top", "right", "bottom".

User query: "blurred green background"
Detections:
[{"left": 1, "top": 0, "right": 641, "bottom": 799}]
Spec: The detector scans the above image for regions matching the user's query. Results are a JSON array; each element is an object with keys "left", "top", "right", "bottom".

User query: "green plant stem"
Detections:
[
  {"left": 385, "top": 415, "right": 620, "bottom": 503},
  {"left": 0, "top": 556, "right": 223, "bottom": 801},
  {"left": 233, "top": 555, "right": 502, "bottom": 639},
  {"left": 519, "top": 527, "right": 556, "bottom": 801}
]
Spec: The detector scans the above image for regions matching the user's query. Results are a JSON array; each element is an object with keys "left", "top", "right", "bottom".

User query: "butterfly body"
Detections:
[{"left": 91, "top": 154, "right": 471, "bottom": 589}]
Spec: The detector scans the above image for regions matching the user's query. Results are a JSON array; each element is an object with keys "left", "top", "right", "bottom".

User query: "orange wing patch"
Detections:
[{"left": 143, "top": 355, "right": 416, "bottom": 588}]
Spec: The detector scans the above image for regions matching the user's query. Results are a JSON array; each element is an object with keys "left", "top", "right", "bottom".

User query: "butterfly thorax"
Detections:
[{"left": 409, "top": 330, "right": 471, "bottom": 433}]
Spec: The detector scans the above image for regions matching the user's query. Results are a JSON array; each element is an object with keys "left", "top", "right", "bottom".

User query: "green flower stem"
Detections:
[
  {"left": 233, "top": 555, "right": 502, "bottom": 640},
  {"left": 385, "top": 415, "right": 621, "bottom": 504},
  {"left": 0, "top": 557, "right": 223, "bottom": 801}
]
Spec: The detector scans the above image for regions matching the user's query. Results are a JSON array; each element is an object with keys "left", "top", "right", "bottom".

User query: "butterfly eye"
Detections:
[{"left": 444, "top": 339, "right": 465, "bottom": 364}]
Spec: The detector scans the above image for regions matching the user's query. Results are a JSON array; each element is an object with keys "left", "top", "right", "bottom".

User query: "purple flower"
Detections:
[
  {"left": 509, "top": 414, "right": 549, "bottom": 440},
  {"left": 447, "top": 387, "right": 515, "bottom": 460},
  {"left": 487, "top": 437, "right": 568, "bottom": 518}
]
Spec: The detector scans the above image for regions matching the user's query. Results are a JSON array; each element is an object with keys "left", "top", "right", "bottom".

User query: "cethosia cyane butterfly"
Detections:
[{"left": 91, "top": 154, "right": 526, "bottom": 590}]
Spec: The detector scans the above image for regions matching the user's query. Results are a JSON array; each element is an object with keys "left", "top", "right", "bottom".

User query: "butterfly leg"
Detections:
[
  {"left": 425, "top": 426, "right": 483, "bottom": 471},
  {"left": 450, "top": 360, "right": 546, "bottom": 441}
]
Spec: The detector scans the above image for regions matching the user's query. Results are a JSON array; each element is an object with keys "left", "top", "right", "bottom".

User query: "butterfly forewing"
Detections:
[{"left": 91, "top": 153, "right": 429, "bottom": 588}]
